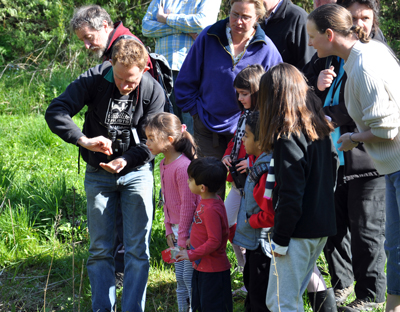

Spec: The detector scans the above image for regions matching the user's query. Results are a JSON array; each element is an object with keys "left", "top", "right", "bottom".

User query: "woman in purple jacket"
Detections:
[{"left": 174, "top": 0, "right": 282, "bottom": 160}]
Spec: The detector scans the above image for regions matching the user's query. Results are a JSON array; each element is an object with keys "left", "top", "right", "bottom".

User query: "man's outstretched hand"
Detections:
[
  {"left": 77, "top": 136, "right": 113, "bottom": 155},
  {"left": 100, "top": 158, "right": 128, "bottom": 174}
]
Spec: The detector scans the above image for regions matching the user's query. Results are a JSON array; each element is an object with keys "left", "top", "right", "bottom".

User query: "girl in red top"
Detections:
[
  {"left": 145, "top": 112, "right": 200, "bottom": 312},
  {"left": 221, "top": 64, "right": 265, "bottom": 270}
]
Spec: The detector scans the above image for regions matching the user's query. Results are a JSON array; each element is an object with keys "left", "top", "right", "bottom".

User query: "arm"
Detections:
[
  {"left": 338, "top": 71, "right": 400, "bottom": 151},
  {"left": 176, "top": 166, "right": 199, "bottom": 248},
  {"left": 45, "top": 64, "right": 105, "bottom": 145},
  {"left": 174, "top": 31, "right": 206, "bottom": 115},
  {"left": 249, "top": 172, "right": 275, "bottom": 229},
  {"left": 142, "top": 0, "right": 220, "bottom": 38},
  {"left": 338, "top": 129, "right": 394, "bottom": 152},
  {"left": 358, "top": 71, "right": 400, "bottom": 140},
  {"left": 165, "top": 0, "right": 221, "bottom": 34},
  {"left": 142, "top": 0, "right": 181, "bottom": 38},
  {"left": 187, "top": 207, "right": 223, "bottom": 261},
  {"left": 272, "top": 135, "right": 306, "bottom": 248}
]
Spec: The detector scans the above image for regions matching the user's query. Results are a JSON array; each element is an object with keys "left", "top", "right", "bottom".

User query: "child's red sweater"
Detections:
[{"left": 187, "top": 197, "right": 231, "bottom": 272}]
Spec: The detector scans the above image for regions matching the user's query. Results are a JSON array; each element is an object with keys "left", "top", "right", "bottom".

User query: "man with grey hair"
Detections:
[{"left": 71, "top": 4, "right": 153, "bottom": 73}]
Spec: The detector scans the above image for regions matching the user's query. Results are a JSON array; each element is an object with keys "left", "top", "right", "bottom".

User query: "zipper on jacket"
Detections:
[
  {"left": 208, "top": 33, "right": 235, "bottom": 68},
  {"left": 233, "top": 39, "right": 265, "bottom": 70},
  {"left": 209, "top": 33, "right": 266, "bottom": 70}
]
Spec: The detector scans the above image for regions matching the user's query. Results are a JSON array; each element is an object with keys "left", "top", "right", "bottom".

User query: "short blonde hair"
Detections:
[
  {"left": 111, "top": 39, "right": 148, "bottom": 70},
  {"left": 230, "top": 0, "right": 266, "bottom": 21}
]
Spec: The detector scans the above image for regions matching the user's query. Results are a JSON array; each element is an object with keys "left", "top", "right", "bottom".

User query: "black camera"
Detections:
[
  {"left": 107, "top": 129, "right": 130, "bottom": 160},
  {"left": 229, "top": 158, "right": 247, "bottom": 189}
]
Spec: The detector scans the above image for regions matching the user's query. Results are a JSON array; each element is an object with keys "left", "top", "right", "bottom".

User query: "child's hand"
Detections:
[
  {"left": 176, "top": 249, "right": 189, "bottom": 261},
  {"left": 222, "top": 156, "right": 232, "bottom": 168},
  {"left": 186, "top": 238, "right": 191, "bottom": 249},
  {"left": 166, "top": 233, "right": 176, "bottom": 248},
  {"left": 272, "top": 251, "right": 283, "bottom": 258},
  {"left": 236, "top": 159, "right": 248, "bottom": 173}
]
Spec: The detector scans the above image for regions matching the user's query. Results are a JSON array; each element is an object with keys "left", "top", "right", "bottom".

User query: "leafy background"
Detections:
[{"left": 0, "top": 0, "right": 399, "bottom": 67}]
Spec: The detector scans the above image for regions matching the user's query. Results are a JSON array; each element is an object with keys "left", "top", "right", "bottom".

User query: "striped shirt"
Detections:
[{"left": 142, "top": 0, "right": 221, "bottom": 71}]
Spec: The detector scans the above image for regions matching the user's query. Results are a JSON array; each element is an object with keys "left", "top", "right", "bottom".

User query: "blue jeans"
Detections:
[
  {"left": 84, "top": 163, "right": 153, "bottom": 312},
  {"left": 385, "top": 171, "right": 400, "bottom": 295}
]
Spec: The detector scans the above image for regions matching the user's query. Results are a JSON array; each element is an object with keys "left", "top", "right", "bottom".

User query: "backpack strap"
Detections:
[{"left": 248, "top": 162, "right": 269, "bottom": 185}]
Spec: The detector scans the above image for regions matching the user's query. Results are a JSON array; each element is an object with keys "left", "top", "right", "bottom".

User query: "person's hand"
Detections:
[
  {"left": 186, "top": 238, "right": 191, "bottom": 249},
  {"left": 77, "top": 136, "right": 112, "bottom": 155},
  {"left": 236, "top": 159, "right": 248, "bottom": 173},
  {"left": 222, "top": 156, "right": 232, "bottom": 168},
  {"left": 156, "top": 4, "right": 168, "bottom": 24},
  {"left": 176, "top": 249, "right": 189, "bottom": 261},
  {"left": 317, "top": 66, "right": 337, "bottom": 92},
  {"left": 272, "top": 251, "right": 283, "bottom": 258},
  {"left": 99, "top": 158, "right": 127, "bottom": 174},
  {"left": 166, "top": 233, "right": 176, "bottom": 248},
  {"left": 337, "top": 132, "right": 358, "bottom": 152},
  {"left": 188, "top": 33, "right": 198, "bottom": 40}
]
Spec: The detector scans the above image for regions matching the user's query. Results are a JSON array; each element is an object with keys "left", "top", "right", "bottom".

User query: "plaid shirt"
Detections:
[{"left": 142, "top": 0, "right": 221, "bottom": 71}]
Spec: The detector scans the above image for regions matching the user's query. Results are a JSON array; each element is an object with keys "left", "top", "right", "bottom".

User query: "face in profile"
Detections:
[{"left": 306, "top": 20, "right": 330, "bottom": 58}]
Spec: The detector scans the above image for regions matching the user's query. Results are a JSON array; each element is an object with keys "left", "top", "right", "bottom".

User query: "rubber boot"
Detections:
[{"left": 308, "top": 288, "right": 338, "bottom": 312}]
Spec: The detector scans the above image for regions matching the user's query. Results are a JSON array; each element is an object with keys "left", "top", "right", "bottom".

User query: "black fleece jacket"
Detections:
[
  {"left": 260, "top": 0, "right": 315, "bottom": 70},
  {"left": 272, "top": 131, "right": 338, "bottom": 247},
  {"left": 45, "top": 61, "right": 165, "bottom": 172}
]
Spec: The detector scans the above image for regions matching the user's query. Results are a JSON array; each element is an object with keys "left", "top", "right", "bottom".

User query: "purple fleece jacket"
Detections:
[{"left": 174, "top": 17, "right": 282, "bottom": 134}]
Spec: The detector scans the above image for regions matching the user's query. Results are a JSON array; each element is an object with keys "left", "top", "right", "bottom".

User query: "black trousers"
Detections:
[
  {"left": 192, "top": 269, "right": 233, "bottom": 312},
  {"left": 243, "top": 245, "right": 271, "bottom": 312},
  {"left": 324, "top": 166, "right": 386, "bottom": 302},
  {"left": 193, "top": 114, "right": 234, "bottom": 199}
]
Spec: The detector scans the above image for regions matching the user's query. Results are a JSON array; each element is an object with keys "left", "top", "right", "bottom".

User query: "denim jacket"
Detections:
[{"left": 233, "top": 153, "right": 272, "bottom": 251}]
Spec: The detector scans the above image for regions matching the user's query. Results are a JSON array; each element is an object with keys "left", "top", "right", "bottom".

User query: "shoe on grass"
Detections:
[
  {"left": 335, "top": 285, "right": 354, "bottom": 304},
  {"left": 338, "top": 298, "right": 384, "bottom": 312}
]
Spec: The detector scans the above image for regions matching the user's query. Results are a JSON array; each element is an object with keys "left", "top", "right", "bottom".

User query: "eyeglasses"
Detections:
[{"left": 230, "top": 12, "right": 255, "bottom": 23}]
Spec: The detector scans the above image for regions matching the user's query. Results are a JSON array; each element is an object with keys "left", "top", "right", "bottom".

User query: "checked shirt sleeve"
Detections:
[
  {"left": 166, "top": 0, "right": 221, "bottom": 34},
  {"left": 142, "top": 0, "right": 181, "bottom": 38}
]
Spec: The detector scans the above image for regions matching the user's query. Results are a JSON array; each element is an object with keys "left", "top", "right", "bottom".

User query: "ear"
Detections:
[
  {"left": 143, "top": 65, "right": 150, "bottom": 73},
  {"left": 326, "top": 28, "right": 334, "bottom": 42},
  {"left": 103, "top": 20, "right": 109, "bottom": 31},
  {"left": 167, "top": 136, "right": 174, "bottom": 144},
  {"left": 200, "top": 184, "right": 207, "bottom": 193}
]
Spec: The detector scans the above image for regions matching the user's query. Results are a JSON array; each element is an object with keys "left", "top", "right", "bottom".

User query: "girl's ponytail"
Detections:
[{"left": 175, "top": 129, "right": 197, "bottom": 160}]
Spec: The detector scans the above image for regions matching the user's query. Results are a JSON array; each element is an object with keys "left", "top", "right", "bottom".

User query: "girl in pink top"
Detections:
[{"left": 146, "top": 112, "right": 200, "bottom": 312}]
